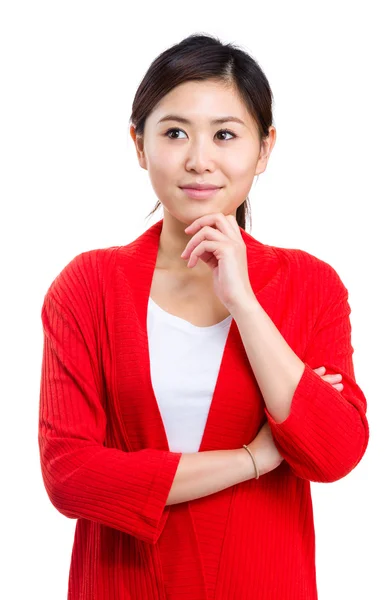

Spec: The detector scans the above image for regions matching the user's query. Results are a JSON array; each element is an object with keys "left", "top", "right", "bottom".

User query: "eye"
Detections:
[
  {"left": 164, "top": 128, "right": 237, "bottom": 141},
  {"left": 216, "top": 129, "right": 236, "bottom": 141},
  {"left": 165, "top": 128, "right": 187, "bottom": 139}
]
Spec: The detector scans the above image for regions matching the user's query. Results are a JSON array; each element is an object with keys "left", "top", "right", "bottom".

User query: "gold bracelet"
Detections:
[{"left": 242, "top": 444, "right": 260, "bottom": 479}]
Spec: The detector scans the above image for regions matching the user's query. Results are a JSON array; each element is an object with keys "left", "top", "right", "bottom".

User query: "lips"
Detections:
[
  {"left": 180, "top": 184, "right": 221, "bottom": 190},
  {"left": 180, "top": 186, "right": 222, "bottom": 199}
]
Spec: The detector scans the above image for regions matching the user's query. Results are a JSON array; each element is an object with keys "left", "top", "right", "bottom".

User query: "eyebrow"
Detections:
[{"left": 157, "top": 114, "right": 246, "bottom": 126}]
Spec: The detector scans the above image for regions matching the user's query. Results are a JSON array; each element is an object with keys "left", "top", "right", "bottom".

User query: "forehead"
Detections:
[{"left": 149, "top": 80, "right": 251, "bottom": 126}]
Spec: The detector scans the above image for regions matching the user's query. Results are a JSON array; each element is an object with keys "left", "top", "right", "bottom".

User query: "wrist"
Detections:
[
  {"left": 229, "top": 295, "right": 259, "bottom": 320},
  {"left": 242, "top": 444, "right": 260, "bottom": 479},
  {"left": 233, "top": 447, "right": 263, "bottom": 481}
]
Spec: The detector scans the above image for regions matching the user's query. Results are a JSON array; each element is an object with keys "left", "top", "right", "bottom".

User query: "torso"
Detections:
[{"left": 149, "top": 267, "right": 231, "bottom": 327}]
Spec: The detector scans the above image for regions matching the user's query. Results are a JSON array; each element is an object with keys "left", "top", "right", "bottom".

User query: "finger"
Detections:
[
  {"left": 321, "top": 373, "right": 342, "bottom": 382},
  {"left": 185, "top": 213, "right": 239, "bottom": 240},
  {"left": 313, "top": 366, "right": 326, "bottom": 373},
  {"left": 188, "top": 240, "right": 226, "bottom": 268},
  {"left": 333, "top": 383, "right": 344, "bottom": 392},
  {"left": 182, "top": 226, "right": 227, "bottom": 260}
]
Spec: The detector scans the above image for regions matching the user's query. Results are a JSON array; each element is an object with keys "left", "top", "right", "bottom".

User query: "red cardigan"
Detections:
[{"left": 38, "top": 218, "right": 369, "bottom": 599}]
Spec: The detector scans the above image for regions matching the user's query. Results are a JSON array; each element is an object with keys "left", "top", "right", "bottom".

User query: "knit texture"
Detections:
[{"left": 38, "top": 218, "right": 369, "bottom": 599}]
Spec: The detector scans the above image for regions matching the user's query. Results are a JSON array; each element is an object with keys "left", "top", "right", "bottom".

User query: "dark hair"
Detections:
[{"left": 128, "top": 33, "right": 274, "bottom": 232}]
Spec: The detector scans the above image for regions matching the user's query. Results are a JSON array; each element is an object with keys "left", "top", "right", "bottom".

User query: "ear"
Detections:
[
  {"left": 129, "top": 125, "right": 147, "bottom": 170},
  {"left": 255, "top": 126, "right": 276, "bottom": 176}
]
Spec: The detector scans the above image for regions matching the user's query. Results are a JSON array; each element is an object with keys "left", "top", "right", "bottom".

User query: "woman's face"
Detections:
[{"left": 130, "top": 79, "right": 275, "bottom": 226}]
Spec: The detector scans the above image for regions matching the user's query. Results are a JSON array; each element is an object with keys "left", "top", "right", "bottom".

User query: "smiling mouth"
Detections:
[
  {"left": 180, "top": 187, "right": 222, "bottom": 199},
  {"left": 180, "top": 186, "right": 222, "bottom": 190}
]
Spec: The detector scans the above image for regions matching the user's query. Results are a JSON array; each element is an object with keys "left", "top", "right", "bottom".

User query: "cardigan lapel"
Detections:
[
  {"left": 109, "top": 218, "right": 283, "bottom": 600},
  {"left": 111, "top": 217, "right": 283, "bottom": 455}
]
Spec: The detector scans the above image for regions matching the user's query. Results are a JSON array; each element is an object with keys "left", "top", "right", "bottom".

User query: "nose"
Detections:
[{"left": 185, "top": 139, "right": 216, "bottom": 173}]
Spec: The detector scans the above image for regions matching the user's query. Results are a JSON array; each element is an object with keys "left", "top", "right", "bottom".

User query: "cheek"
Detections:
[
  {"left": 148, "top": 155, "right": 176, "bottom": 183},
  {"left": 221, "top": 147, "right": 255, "bottom": 176},
  {"left": 224, "top": 159, "right": 256, "bottom": 182},
  {"left": 147, "top": 160, "right": 178, "bottom": 196}
]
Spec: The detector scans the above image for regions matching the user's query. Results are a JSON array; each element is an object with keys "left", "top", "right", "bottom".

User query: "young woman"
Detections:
[{"left": 38, "top": 33, "right": 369, "bottom": 600}]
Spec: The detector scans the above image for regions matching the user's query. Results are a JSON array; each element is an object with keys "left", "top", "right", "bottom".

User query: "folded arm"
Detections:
[
  {"left": 39, "top": 255, "right": 182, "bottom": 544},
  {"left": 264, "top": 280, "right": 369, "bottom": 482}
]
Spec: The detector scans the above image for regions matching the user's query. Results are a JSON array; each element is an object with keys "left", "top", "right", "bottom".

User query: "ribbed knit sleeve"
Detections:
[
  {"left": 38, "top": 253, "right": 182, "bottom": 544},
  {"left": 264, "top": 262, "right": 369, "bottom": 483}
]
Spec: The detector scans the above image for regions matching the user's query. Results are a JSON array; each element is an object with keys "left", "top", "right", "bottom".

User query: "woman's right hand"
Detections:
[{"left": 244, "top": 365, "right": 344, "bottom": 477}]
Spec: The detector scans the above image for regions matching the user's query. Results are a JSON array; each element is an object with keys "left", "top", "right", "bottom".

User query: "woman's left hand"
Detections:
[{"left": 180, "top": 212, "right": 255, "bottom": 312}]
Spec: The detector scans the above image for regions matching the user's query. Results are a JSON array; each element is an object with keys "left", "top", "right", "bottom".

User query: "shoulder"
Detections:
[
  {"left": 271, "top": 243, "right": 349, "bottom": 302},
  {"left": 42, "top": 246, "right": 120, "bottom": 309}
]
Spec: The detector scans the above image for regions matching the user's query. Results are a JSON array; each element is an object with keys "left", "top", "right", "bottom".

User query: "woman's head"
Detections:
[{"left": 129, "top": 33, "right": 276, "bottom": 233}]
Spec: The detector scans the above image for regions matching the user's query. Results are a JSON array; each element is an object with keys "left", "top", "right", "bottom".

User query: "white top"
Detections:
[{"left": 147, "top": 296, "right": 233, "bottom": 452}]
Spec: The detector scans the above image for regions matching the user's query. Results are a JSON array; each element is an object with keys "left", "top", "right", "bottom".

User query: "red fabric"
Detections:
[{"left": 38, "top": 218, "right": 369, "bottom": 599}]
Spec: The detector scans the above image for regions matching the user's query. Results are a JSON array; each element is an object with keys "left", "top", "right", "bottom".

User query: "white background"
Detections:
[{"left": 1, "top": 1, "right": 384, "bottom": 598}]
